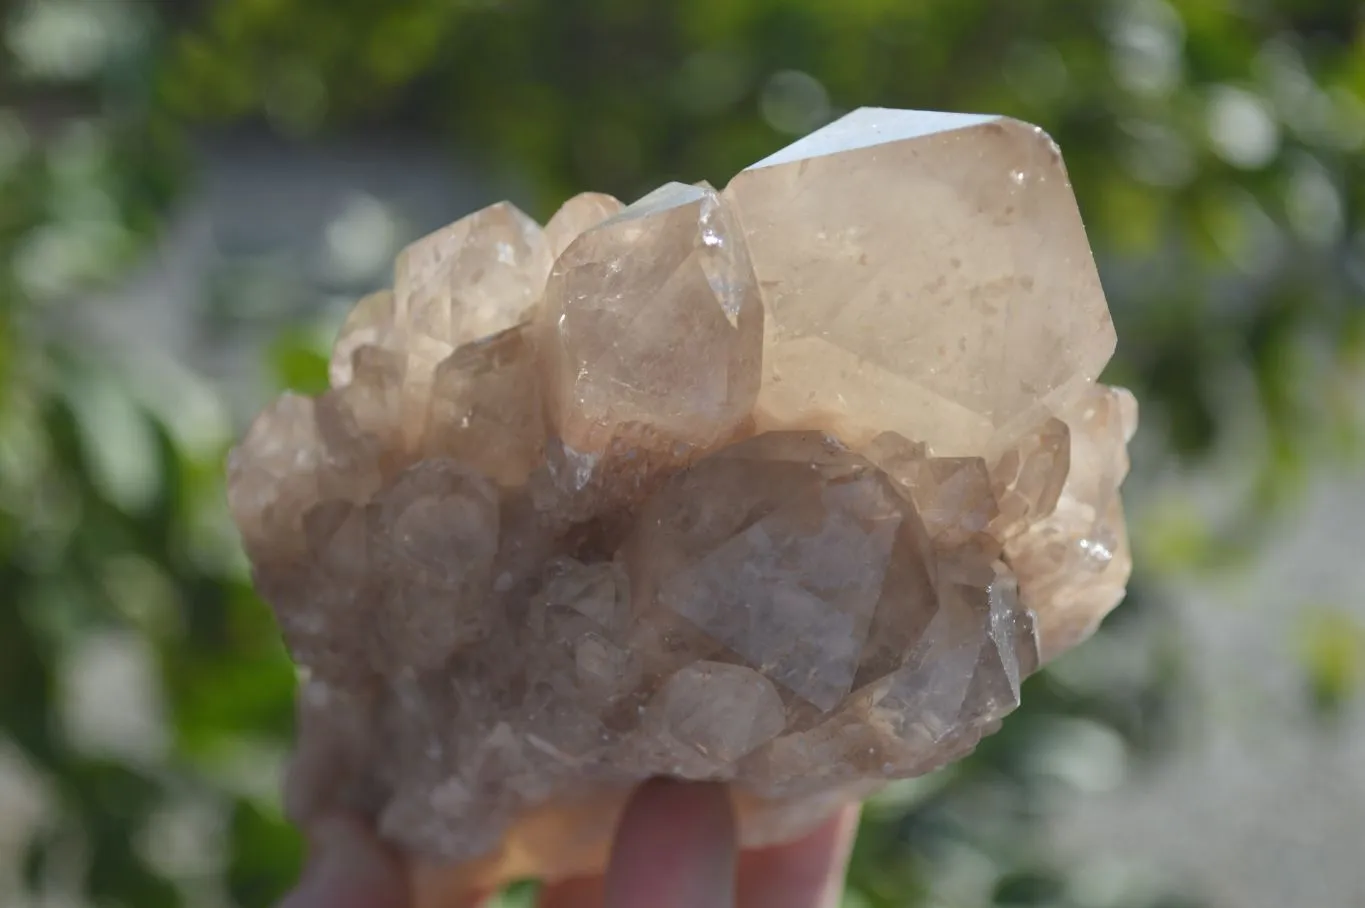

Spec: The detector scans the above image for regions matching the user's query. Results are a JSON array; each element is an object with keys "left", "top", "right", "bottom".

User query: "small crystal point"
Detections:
[
  {"left": 394, "top": 201, "right": 553, "bottom": 346},
  {"left": 391, "top": 202, "right": 554, "bottom": 449},
  {"left": 1005, "top": 386, "right": 1134, "bottom": 659},
  {"left": 368, "top": 459, "right": 500, "bottom": 673},
  {"left": 276, "top": 500, "right": 373, "bottom": 684},
  {"left": 540, "top": 182, "right": 763, "bottom": 456},
  {"left": 422, "top": 326, "right": 545, "bottom": 487},
  {"left": 330, "top": 290, "right": 396, "bottom": 388},
  {"left": 865, "top": 432, "right": 999, "bottom": 551},
  {"left": 322, "top": 344, "right": 405, "bottom": 458},
  {"left": 228, "top": 393, "right": 327, "bottom": 559},
  {"left": 644, "top": 661, "right": 786, "bottom": 766},
  {"left": 544, "top": 192, "right": 625, "bottom": 259},
  {"left": 990, "top": 416, "right": 1071, "bottom": 537}
]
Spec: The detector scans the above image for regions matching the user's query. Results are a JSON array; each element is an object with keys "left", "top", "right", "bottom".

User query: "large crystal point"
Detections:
[
  {"left": 539, "top": 182, "right": 763, "bottom": 455},
  {"left": 724, "top": 108, "right": 1116, "bottom": 458},
  {"left": 225, "top": 108, "right": 1137, "bottom": 902}
]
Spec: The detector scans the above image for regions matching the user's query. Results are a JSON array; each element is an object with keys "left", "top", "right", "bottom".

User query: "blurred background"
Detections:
[{"left": 1, "top": 0, "right": 1363, "bottom": 906}]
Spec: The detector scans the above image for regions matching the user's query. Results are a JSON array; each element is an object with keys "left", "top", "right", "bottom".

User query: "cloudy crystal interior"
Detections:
[{"left": 226, "top": 107, "right": 1136, "bottom": 898}]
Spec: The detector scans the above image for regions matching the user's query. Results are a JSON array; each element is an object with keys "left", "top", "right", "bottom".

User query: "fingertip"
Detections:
[
  {"left": 604, "top": 778, "right": 737, "bottom": 908},
  {"left": 735, "top": 803, "right": 861, "bottom": 908}
]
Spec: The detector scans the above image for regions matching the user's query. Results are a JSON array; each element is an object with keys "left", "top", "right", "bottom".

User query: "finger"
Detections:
[
  {"left": 734, "top": 803, "right": 860, "bottom": 908},
  {"left": 604, "top": 778, "right": 738, "bottom": 908},
  {"left": 278, "top": 816, "right": 413, "bottom": 908},
  {"left": 537, "top": 874, "right": 605, "bottom": 908}
]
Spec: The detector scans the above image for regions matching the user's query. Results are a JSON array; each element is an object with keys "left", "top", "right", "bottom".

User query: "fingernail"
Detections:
[{"left": 605, "top": 778, "right": 737, "bottom": 908}]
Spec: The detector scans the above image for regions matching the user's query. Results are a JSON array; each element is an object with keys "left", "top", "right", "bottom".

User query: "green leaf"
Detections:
[
  {"left": 226, "top": 798, "right": 304, "bottom": 907},
  {"left": 1296, "top": 606, "right": 1365, "bottom": 717},
  {"left": 268, "top": 329, "right": 331, "bottom": 395}
]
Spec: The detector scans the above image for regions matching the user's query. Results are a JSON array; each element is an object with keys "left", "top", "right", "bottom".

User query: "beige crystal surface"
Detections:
[
  {"left": 539, "top": 181, "right": 763, "bottom": 455},
  {"left": 226, "top": 107, "right": 1136, "bottom": 899},
  {"left": 544, "top": 191, "right": 625, "bottom": 259},
  {"left": 724, "top": 108, "right": 1117, "bottom": 459}
]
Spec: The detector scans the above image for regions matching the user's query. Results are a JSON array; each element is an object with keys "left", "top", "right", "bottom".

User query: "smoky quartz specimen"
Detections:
[{"left": 227, "top": 108, "right": 1135, "bottom": 900}]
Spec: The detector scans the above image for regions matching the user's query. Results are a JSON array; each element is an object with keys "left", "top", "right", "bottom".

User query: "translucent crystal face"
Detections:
[
  {"left": 724, "top": 108, "right": 1117, "bottom": 459},
  {"left": 226, "top": 108, "right": 1135, "bottom": 897},
  {"left": 539, "top": 182, "right": 764, "bottom": 454}
]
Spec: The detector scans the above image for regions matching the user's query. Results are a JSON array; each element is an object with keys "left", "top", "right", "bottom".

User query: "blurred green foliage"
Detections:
[
  {"left": 1, "top": 0, "right": 1362, "bottom": 906},
  {"left": 1296, "top": 606, "right": 1365, "bottom": 718}
]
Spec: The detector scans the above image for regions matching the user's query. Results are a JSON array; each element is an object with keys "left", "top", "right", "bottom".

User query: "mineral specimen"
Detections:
[{"left": 226, "top": 108, "right": 1135, "bottom": 900}]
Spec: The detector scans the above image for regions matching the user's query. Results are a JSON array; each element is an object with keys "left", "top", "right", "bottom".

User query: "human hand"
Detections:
[{"left": 278, "top": 779, "right": 858, "bottom": 908}]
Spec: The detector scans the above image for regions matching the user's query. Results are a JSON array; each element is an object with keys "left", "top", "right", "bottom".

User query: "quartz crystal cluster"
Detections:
[{"left": 227, "top": 108, "right": 1135, "bottom": 897}]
